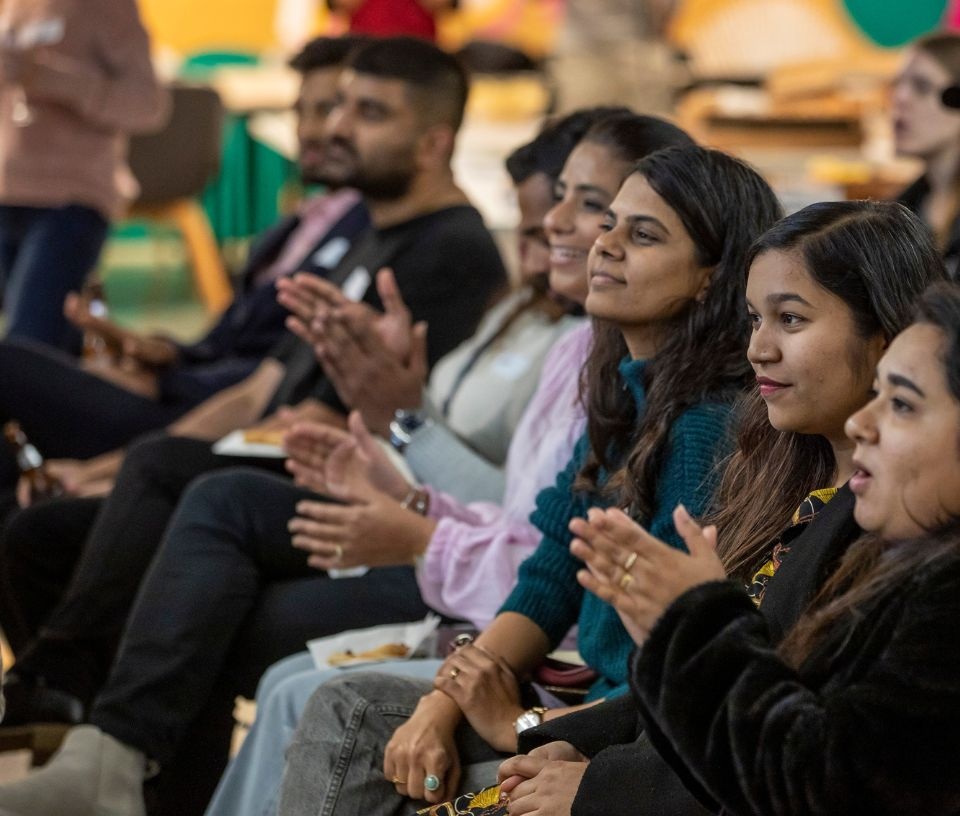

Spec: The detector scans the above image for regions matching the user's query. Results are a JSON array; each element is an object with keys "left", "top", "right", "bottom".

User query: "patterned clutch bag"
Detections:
[{"left": 415, "top": 784, "right": 507, "bottom": 816}]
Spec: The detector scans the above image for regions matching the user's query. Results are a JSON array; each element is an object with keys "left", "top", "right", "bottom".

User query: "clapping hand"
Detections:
[{"left": 569, "top": 505, "right": 726, "bottom": 645}]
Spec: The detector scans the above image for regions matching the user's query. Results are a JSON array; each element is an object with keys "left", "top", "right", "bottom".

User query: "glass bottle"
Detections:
[{"left": 3, "top": 421, "right": 63, "bottom": 502}]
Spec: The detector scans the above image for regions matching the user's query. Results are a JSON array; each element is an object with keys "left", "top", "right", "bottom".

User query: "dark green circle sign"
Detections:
[{"left": 842, "top": 0, "right": 948, "bottom": 47}]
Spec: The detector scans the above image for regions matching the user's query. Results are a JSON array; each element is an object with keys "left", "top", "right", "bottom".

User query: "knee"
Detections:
[
  {"left": 178, "top": 468, "right": 279, "bottom": 530},
  {"left": 121, "top": 431, "right": 179, "bottom": 478},
  {"left": 256, "top": 652, "right": 316, "bottom": 701},
  {"left": 260, "top": 670, "right": 328, "bottom": 731},
  {"left": 186, "top": 468, "right": 267, "bottom": 511},
  {"left": 302, "top": 672, "right": 417, "bottom": 721}
]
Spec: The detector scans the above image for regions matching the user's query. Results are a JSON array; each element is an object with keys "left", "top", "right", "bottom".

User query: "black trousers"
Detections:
[
  {"left": 0, "top": 339, "right": 189, "bottom": 491},
  {"left": 86, "top": 468, "right": 428, "bottom": 814},
  {"left": 0, "top": 496, "right": 100, "bottom": 653},
  {"left": 4, "top": 437, "right": 429, "bottom": 814},
  {"left": 8, "top": 433, "right": 289, "bottom": 696}
]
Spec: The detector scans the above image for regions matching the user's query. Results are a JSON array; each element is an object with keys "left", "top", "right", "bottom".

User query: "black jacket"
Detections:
[
  {"left": 632, "top": 498, "right": 960, "bottom": 815},
  {"left": 520, "top": 487, "right": 860, "bottom": 816},
  {"left": 156, "top": 200, "right": 370, "bottom": 405}
]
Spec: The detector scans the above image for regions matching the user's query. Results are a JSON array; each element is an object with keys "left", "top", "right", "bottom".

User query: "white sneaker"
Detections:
[{"left": 0, "top": 725, "right": 146, "bottom": 816}]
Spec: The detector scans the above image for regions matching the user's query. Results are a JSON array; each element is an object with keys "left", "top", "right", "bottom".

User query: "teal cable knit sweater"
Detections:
[{"left": 499, "top": 357, "right": 736, "bottom": 701}]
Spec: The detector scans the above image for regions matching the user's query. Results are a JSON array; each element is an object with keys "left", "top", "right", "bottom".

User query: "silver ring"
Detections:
[
  {"left": 424, "top": 774, "right": 440, "bottom": 792},
  {"left": 623, "top": 552, "right": 638, "bottom": 571},
  {"left": 334, "top": 543, "right": 344, "bottom": 562}
]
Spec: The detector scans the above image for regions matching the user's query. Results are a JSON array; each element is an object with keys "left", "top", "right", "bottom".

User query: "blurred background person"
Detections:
[
  {"left": 0, "top": 0, "right": 168, "bottom": 351},
  {"left": 894, "top": 32, "right": 960, "bottom": 276},
  {"left": 327, "top": 0, "right": 456, "bottom": 41}
]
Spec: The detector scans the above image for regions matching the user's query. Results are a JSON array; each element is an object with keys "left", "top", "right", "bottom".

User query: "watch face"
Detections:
[{"left": 514, "top": 711, "right": 542, "bottom": 735}]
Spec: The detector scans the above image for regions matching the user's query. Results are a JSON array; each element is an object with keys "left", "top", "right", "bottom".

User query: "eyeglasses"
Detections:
[{"left": 891, "top": 72, "right": 950, "bottom": 100}]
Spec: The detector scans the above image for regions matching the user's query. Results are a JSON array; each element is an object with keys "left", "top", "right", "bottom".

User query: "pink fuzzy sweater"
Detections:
[{"left": 0, "top": 0, "right": 168, "bottom": 219}]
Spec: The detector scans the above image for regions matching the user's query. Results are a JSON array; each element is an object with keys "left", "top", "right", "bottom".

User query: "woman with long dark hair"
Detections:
[
  {"left": 272, "top": 143, "right": 783, "bottom": 815},
  {"left": 576, "top": 281, "right": 960, "bottom": 815}
]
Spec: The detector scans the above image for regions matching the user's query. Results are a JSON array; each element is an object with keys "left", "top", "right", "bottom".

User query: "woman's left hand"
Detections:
[
  {"left": 289, "top": 491, "right": 436, "bottom": 570},
  {"left": 433, "top": 643, "right": 524, "bottom": 752},
  {"left": 569, "top": 504, "right": 726, "bottom": 644},
  {"left": 495, "top": 754, "right": 587, "bottom": 816}
]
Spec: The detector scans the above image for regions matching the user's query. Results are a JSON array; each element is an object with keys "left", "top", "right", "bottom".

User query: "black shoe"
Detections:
[{"left": 2, "top": 674, "right": 84, "bottom": 726}]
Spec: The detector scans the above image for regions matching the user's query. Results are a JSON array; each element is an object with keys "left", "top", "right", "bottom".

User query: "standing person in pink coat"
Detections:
[{"left": 0, "top": 0, "right": 168, "bottom": 350}]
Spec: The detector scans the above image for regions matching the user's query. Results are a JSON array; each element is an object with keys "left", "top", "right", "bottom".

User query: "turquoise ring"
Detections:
[{"left": 424, "top": 774, "right": 440, "bottom": 792}]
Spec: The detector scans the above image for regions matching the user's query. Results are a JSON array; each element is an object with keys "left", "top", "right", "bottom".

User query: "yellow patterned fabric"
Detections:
[
  {"left": 748, "top": 487, "right": 838, "bottom": 607},
  {"left": 416, "top": 784, "right": 507, "bottom": 816}
]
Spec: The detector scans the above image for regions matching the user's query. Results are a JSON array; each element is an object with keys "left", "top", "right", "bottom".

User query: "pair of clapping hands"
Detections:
[
  {"left": 276, "top": 269, "right": 438, "bottom": 569},
  {"left": 282, "top": 409, "right": 436, "bottom": 571},
  {"left": 276, "top": 268, "right": 428, "bottom": 436},
  {"left": 490, "top": 506, "right": 727, "bottom": 816}
]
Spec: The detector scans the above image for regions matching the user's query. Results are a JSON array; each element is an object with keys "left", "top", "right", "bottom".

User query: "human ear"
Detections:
[
  {"left": 417, "top": 124, "right": 455, "bottom": 168},
  {"left": 695, "top": 266, "right": 717, "bottom": 303}
]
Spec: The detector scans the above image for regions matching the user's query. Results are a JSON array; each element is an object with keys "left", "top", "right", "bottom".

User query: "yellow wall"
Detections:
[
  {"left": 137, "top": 0, "right": 325, "bottom": 54},
  {"left": 137, "top": 0, "right": 560, "bottom": 59}
]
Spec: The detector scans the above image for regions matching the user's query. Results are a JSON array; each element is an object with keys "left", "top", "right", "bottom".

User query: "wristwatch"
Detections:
[
  {"left": 514, "top": 706, "right": 548, "bottom": 736},
  {"left": 389, "top": 408, "right": 430, "bottom": 453}
]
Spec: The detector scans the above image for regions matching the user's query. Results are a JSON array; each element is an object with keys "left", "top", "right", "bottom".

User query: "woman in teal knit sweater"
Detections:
[{"left": 275, "top": 144, "right": 783, "bottom": 815}]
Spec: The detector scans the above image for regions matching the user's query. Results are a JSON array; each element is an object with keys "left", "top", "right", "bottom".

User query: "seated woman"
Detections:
[
  {"left": 270, "top": 143, "right": 784, "bottom": 815},
  {"left": 893, "top": 32, "right": 960, "bottom": 276},
  {"left": 495, "top": 200, "right": 946, "bottom": 816},
  {"left": 574, "top": 280, "right": 960, "bottom": 815}
]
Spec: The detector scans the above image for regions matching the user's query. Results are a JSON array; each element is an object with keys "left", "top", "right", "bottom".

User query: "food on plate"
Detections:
[
  {"left": 327, "top": 642, "right": 410, "bottom": 665},
  {"left": 241, "top": 428, "right": 285, "bottom": 446}
]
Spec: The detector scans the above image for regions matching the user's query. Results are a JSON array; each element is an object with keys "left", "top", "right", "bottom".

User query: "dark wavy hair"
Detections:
[
  {"left": 505, "top": 106, "right": 632, "bottom": 185},
  {"left": 574, "top": 146, "right": 782, "bottom": 520},
  {"left": 781, "top": 281, "right": 960, "bottom": 666},
  {"left": 712, "top": 201, "right": 948, "bottom": 581}
]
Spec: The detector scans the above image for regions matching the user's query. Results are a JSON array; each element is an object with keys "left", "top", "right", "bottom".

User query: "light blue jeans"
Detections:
[{"left": 204, "top": 653, "right": 444, "bottom": 816}]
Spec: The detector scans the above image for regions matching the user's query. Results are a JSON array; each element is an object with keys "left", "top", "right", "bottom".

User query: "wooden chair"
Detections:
[{"left": 125, "top": 82, "right": 233, "bottom": 315}]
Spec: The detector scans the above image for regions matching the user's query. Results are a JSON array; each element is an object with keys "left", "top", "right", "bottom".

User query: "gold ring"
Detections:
[
  {"left": 334, "top": 543, "right": 344, "bottom": 562},
  {"left": 449, "top": 667, "right": 461, "bottom": 679},
  {"left": 623, "top": 552, "right": 638, "bottom": 571},
  {"left": 619, "top": 572, "right": 634, "bottom": 589},
  {"left": 392, "top": 777, "right": 404, "bottom": 785}
]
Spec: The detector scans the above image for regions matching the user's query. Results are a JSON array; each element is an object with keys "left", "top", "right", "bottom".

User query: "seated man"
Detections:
[{"left": 0, "top": 35, "right": 371, "bottom": 496}]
